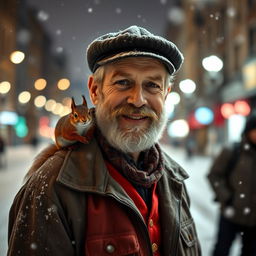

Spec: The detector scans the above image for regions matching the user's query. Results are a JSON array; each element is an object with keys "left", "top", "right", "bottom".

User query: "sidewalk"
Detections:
[{"left": 0, "top": 143, "right": 45, "bottom": 256}]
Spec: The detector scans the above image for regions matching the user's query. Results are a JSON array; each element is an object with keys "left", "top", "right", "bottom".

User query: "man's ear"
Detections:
[
  {"left": 165, "top": 86, "right": 172, "bottom": 100},
  {"left": 88, "top": 75, "right": 99, "bottom": 105}
]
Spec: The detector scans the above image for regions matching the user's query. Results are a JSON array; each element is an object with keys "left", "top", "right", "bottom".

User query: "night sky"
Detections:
[{"left": 27, "top": 0, "right": 179, "bottom": 87}]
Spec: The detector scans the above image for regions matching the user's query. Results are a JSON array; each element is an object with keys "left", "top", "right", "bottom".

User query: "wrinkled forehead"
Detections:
[{"left": 103, "top": 57, "right": 169, "bottom": 81}]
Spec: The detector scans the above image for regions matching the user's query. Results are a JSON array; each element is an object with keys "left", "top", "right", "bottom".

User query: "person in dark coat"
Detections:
[
  {"left": 0, "top": 135, "right": 6, "bottom": 168},
  {"left": 208, "top": 112, "right": 256, "bottom": 256}
]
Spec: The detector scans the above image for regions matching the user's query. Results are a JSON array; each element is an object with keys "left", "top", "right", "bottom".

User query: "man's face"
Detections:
[{"left": 88, "top": 57, "right": 170, "bottom": 154}]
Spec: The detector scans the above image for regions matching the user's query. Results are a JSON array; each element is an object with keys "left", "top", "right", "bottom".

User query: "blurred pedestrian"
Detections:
[
  {"left": 8, "top": 25, "right": 201, "bottom": 255},
  {"left": 0, "top": 135, "right": 6, "bottom": 168},
  {"left": 185, "top": 135, "right": 195, "bottom": 159},
  {"left": 207, "top": 112, "right": 256, "bottom": 256}
]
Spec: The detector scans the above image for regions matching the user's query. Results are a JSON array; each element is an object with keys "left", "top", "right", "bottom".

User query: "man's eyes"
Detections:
[
  {"left": 146, "top": 82, "right": 161, "bottom": 89},
  {"left": 113, "top": 79, "right": 162, "bottom": 91},
  {"left": 114, "top": 79, "right": 131, "bottom": 86}
]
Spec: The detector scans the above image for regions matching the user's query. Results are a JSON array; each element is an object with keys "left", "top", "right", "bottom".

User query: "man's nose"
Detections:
[{"left": 127, "top": 86, "right": 147, "bottom": 108}]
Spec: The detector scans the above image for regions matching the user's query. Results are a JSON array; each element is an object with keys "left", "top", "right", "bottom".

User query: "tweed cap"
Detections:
[{"left": 87, "top": 25, "right": 184, "bottom": 74}]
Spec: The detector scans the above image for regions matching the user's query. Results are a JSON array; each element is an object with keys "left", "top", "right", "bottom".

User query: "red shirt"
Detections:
[{"left": 106, "top": 162, "right": 161, "bottom": 255}]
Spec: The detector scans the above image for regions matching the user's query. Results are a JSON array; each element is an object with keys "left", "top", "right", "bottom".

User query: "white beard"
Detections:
[{"left": 95, "top": 104, "right": 168, "bottom": 153}]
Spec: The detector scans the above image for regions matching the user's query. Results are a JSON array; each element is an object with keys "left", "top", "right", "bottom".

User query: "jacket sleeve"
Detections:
[
  {"left": 7, "top": 153, "right": 76, "bottom": 256},
  {"left": 207, "top": 147, "right": 233, "bottom": 205}
]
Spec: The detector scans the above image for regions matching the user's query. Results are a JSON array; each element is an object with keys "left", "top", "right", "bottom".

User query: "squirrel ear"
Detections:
[
  {"left": 71, "top": 97, "right": 76, "bottom": 112},
  {"left": 82, "top": 95, "right": 88, "bottom": 107}
]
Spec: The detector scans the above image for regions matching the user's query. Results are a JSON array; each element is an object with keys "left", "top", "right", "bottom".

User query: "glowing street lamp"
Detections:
[
  {"left": 0, "top": 81, "right": 11, "bottom": 94},
  {"left": 34, "top": 78, "right": 47, "bottom": 90},
  {"left": 179, "top": 79, "right": 196, "bottom": 94},
  {"left": 57, "top": 78, "right": 70, "bottom": 90},
  {"left": 202, "top": 55, "right": 223, "bottom": 72},
  {"left": 10, "top": 51, "right": 25, "bottom": 64},
  {"left": 18, "top": 91, "right": 31, "bottom": 104}
]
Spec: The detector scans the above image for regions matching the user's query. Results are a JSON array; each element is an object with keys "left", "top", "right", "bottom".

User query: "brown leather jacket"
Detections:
[{"left": 8, "top": 138, "right": 201, "bottom": 255}]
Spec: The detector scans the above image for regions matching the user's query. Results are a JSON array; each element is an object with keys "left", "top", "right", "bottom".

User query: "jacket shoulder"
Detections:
[
  {"left": 161, "top": 149, "right": 189, "bottom": 181},
  {"left": 26, "top": 145, "right": 70, "bottom": 186}
]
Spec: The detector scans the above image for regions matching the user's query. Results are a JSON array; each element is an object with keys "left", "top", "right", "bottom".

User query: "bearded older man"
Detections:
[{"left": 8, "top": 26, "right": 201, "bottom": 256}]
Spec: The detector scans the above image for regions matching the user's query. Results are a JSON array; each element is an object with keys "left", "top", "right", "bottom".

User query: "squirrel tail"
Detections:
[{"left": 24, "top": 144, "right": 58, "bottom": 181}]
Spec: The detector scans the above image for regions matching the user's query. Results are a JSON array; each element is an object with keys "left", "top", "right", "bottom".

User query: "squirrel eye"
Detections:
[{"left": 74, "top": 113, "right": 78, "bottom": 118}]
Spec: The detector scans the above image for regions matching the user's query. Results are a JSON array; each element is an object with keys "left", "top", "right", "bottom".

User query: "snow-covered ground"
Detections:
[{"left": 0, "top": 143, "right": 241, "bottom": 256}]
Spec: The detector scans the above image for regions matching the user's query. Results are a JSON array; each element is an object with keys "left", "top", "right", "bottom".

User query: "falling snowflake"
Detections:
[
  {"left": 88, "top": 8, "right": 93, "bottom": 13},
  {"left": 243, "top": 207, "right": 251, "bottom": 215},
  {"left": 160, "top": 0, "right": 167, "bottom": 4},
  {"left": 224, "top": 206, "right": 235, "bottom": 218},
  {"left": 227, "top": 7, "right": 236, "bottom": 18},
  {"left": 216, "top": 37, "right": 224, "bottom": 44},
  {"left": 56, "top": 29, "right": 62, "bottom": 35},
  {"left": 116, "top": 8, "right": 122, "bottom": 14},
  {"left": 214, "top": 181, "right": 219, "bottom": 187},
  {"left": 244, "top": 143, "right": 250, "bottom": 150},
  {"left": 215, "top": 12, "right": 221, "bottom": 20},
  {"left": 38, "top": 10, "right": 49, "bottom": 22},
  {"left": 238, "top": 181, "right": 242, "bottom": 185},
  {"left": 168, "top": 7, "right": 185, "bottom": 25},
  {"left": 56, "top": 47, "right": 63, "bottom": 53},
  {"left": 240, "top": 193, "right": 245, "bottom": 199},
  {"left": 30, "top": 243, "right": 37, "bottom": 250},
  {"left": 86, "top": 153, "right": 93, "bottom": 160}
]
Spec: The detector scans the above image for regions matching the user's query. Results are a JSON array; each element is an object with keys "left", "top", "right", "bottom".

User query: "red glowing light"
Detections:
[
  {"left": 234, "top": 100, "right": 251, "bottom": 116},
  {"left": 220, "top": 103, "right": 235, "bottom": 119}
]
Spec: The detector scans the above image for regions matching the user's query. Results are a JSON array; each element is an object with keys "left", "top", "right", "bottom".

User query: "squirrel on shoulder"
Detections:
[
  {"left": 25, "top": 95, "right": 95, "bottom": 181},
  {"left": 54, "top": 95, "right": 94, "bottom": 149}
]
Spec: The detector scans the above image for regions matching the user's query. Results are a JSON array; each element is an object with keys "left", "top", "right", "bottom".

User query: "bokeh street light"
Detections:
[
  {"left": 18, "top": 91, "right": 31, "bottom": 104},
  {"left": 165, "top": 92, "right": 180, "bottom": 118},
  {"left": 167, "top": 119, "right": 189, "bottom": 138},
  {"left": 34, "top": 95, "right": 47, "bottom": 108},
  {"left": 34, "top": 78, "right": 47, "bottom": 90},
  {"left": 179, "top": 79, "right": 196, "bottom": 94},
  {"left": 0, "top": 81, "right": 11, "bottom": 94},
  {"left": 10, "top": 51, "right": 25, "bottom": 64},
  {"left": 45, "top": 99, "right": 56, "bottom": 112},
  {"left": 57, "top": 78, "right": 70, "bottom": 90},
  {"left": 202, "top": 55, "right": 223, "bottom": 72}
]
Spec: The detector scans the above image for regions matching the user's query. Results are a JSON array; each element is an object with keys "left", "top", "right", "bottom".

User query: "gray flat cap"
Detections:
[{"left": 87, "top": 25, "right": 184, "bottom": 74}]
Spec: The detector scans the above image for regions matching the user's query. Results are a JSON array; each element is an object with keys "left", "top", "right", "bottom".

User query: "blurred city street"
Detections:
[{"left": 0, "top": 142, "right": 241, "bottom": 256}]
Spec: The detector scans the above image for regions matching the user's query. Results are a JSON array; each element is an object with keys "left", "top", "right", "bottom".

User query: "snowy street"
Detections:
[{"left": 0, "top": 143, "right": 240, "bottom": 256}]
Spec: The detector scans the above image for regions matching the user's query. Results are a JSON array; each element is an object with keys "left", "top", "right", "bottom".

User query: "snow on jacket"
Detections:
[
  {"left": 8, "top": 138, "right": 201, "bottom": 256},
  {"left": 207, "top": 139, "right": 256, "bottom": 227}
]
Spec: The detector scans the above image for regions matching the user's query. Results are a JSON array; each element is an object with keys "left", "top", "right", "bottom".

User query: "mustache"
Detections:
[{"left": 110, "top": 104, "right": 159, "bottom": 121}]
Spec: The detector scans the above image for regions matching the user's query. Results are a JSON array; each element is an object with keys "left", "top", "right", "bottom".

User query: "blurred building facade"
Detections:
[
  {"left": 166, "top": 0, "right": 256, "bottom": 155},
  {"left": 0, "top": 0, "right": 68, "bottom": 145}
]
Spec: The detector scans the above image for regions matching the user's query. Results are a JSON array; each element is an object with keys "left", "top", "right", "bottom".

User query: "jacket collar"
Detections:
[{"left": 56, "top": 137, "right": 189, "bottom": 193}]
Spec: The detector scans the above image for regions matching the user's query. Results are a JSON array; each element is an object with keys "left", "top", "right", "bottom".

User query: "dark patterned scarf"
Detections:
[{"left": 95, "top": 128, "right": 164, "bottom": 188}]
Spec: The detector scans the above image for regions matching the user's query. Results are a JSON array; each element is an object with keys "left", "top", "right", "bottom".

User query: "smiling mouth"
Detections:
[{"left": 122, "top": 115, "right": 148, "bottom": 120}]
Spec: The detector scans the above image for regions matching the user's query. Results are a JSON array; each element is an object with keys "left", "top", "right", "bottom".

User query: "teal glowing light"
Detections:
[{"left": 195, "top": 107, "right": 214, "bottom": 125}]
